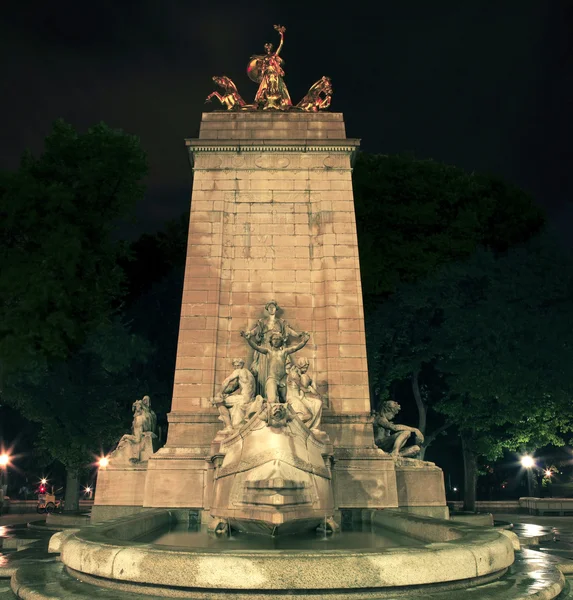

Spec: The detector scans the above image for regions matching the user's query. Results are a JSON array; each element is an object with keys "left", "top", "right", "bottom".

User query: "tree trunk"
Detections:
[
  {"left": 412, "top": 371, "right": 427, "bottom": 460},
  {"left": 63, "top": 468, "right": 80, "bottom": 513},
  {"left": 461, "top": 436, "right": 478, "bottom": 512},
  {"left": 526, "top": 469, "right": 536, "bottom": 497},
  {"left": 418, "top": 421, "right": 452, "bottom": 461},
  {"left": 411, "top": 371, "right": 426, "bottom": 434}
]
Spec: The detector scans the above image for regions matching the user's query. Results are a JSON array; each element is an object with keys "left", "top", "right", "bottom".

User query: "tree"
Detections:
[
  {"left": 357, "top": 153, "right": 546, "bottom": 463},
  {"left": 117, "top": 212, "right": 189, "bottom": 432},
  {"left": 353, "top": 153, "right": 544, "bottom": 299},
  {"left": 433, "top": 237, "right": 573, "bottom": 509},
  {"left": 120, "top": 211, "right": 189, "bottom": 308},
  {"left": 6, "top": 320, "right": 152, "bottom": 511},
  {"left": 0, "top": 119, "right": 148, "bottom": 376},
  {"left": 0, "top": 120, "right": 148, "bottom": 508},
  {"left": 366, "top": 288, "right": 451, "bottom": 460},
  {"left": 371, "top": 233, "right": 573, "bottom": 510}
]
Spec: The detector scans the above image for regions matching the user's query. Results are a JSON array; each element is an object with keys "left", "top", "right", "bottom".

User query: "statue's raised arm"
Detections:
[
  {"left": 285, "top": 332, "right": 310, "bottom": 355},
  {"left": 274, "top": 24, "right": 286, "bottom": 56},
  {"left": 240, "top": 330, "right": 268, "bottom": 354}
]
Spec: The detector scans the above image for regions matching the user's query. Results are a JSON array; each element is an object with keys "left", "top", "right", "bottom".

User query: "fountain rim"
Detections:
[{"left": 58, "top": 508, "right": 518, "bottom": 592}]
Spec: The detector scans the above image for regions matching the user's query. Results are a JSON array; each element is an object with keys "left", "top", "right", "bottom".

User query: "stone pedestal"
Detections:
[
  {"left": 91, "top": 466, "right": 148, "bottom": 522},
  {"left": 143, "top": 111, "right": 380, "bottom": 511},
  {"left": 94, "top": 111, "right": 447, "bottom": 520},
  {"left": 395, "top": 459, "right": 449, "bottom": 518}
]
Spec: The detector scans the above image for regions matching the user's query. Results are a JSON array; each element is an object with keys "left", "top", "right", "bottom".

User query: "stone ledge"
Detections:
[
  {"left": 10, "top": 551, "right": 569, "bottom": 600},
  {"left": 58, "top": 509, "right": 516, "bottom": 592}
]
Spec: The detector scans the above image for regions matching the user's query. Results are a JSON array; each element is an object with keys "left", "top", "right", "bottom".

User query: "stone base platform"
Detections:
[
  {"left": 92, "top": 446, "right": 448, "bottom": 523},
  {"left": 92, "top": 453, "right": 448, "bottom": 522}
]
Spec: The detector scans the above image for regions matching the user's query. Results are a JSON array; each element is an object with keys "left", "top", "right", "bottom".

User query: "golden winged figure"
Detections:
[{"left": 206, "top": 24, "right": 333, "bottom": 112}]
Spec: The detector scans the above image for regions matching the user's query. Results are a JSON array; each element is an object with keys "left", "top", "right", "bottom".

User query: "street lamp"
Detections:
[
  {"left": 0, "top": 452, "right": 10, "bottom": 516},
  {"left": 98, "top": 456, "right": 109, "bottom": 468},
  {"left": 520, "top": 456, "right": 535, "bottom": 469},
  {"left": 521, "top": 455, "right": 536, "bottom": 496}
]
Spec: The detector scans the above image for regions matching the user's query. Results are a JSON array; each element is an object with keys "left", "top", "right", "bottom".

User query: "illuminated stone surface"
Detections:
[{"left": 93, "top": 111, "right": 447, "bottom": 522}]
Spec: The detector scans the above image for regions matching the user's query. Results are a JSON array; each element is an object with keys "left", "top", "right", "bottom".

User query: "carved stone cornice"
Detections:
[{"left": 185, "top": 138, "right": 360, "bottom": 156}]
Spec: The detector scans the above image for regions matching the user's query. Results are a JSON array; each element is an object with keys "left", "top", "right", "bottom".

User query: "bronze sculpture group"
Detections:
[
  {"left": 213, "top": 301, "right": 326, "bottom": 436},
  {"left": 212, "top": 302, "right": 424, "bottom": 458},
  {"left": 206, "top": 25, "right": 333, "bottom": 112}
]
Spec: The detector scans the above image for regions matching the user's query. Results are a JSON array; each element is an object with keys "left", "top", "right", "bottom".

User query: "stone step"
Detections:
[
  {"left": 12, "top": 563, "right": 168, "bottom": 600},
  {"left": 7, "top": 548, "right": 569, "bottom": 600},
  {"left": 557, "top": 579, "right": 573, "bottom": 599},
  {"left": 509, "top": 522, "right": 557, "bottom": 545},
  {"left": 0, "top": 546, "right": 56, "bottom": 578},
  {"left": 0, "top": 527, "right": 47, "bottom": 551}
]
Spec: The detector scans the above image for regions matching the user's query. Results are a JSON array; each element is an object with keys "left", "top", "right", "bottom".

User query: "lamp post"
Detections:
[
  {"left": 521, "top": 455, "right": 535, "bottom": 497},
  {"left": 0, "top": 453, "right": 10, "bottom": 515}
]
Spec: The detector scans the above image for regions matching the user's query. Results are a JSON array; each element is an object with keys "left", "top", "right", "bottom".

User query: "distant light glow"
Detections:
[
  {"left": 453, "top": 487, "right": 458, "bottom": 492},
  {"left": 98, "top": 457, "right": 109, "bottom": 468},
  {"left": 544, "top": 469, "right": 552, "bottom": 478},
  {"left": 0, "top": 453, "right": 9, "bottom": 467},
  {"left": 521, "top": 456, "right": 535, "bottom": 469},
  {"left": 85, "top": 486, "right": 92, "bottom": 493},
  {"left": 40, "top": 478, "right": 48, "bottom": 485}
]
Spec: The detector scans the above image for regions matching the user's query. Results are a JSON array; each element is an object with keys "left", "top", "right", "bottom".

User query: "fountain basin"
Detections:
[{"left": 57, "top": 508, "right": 517, "bottom": 597}]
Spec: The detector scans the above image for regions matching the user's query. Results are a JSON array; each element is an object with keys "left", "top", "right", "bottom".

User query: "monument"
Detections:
[{"left": 92, "top": 24, "right": 446, "bottom": 524}]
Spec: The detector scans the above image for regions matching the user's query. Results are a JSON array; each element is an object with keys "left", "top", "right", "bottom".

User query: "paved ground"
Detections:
[{"left": 0, "top": 514, "right": 43, "bottom": 527}]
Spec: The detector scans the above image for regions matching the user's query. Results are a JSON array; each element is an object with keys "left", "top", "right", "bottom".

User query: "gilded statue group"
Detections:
[
  {"left": 213, "top": 300, "right": 326, "bottom": 436},
  {"left": 206, "top": 25, "right": 333, "bottom": 112}
]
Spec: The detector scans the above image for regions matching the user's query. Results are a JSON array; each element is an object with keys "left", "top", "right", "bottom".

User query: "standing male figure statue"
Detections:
[
  {"left": 241, "top": 330, "right": 310, "bottom": 403},
  {"left": 246, "top": 300, "right": 302, "bottom": 396}
]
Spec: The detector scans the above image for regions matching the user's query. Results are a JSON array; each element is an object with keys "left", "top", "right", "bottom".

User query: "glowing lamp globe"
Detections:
[{"left": 521, "top": 456, "right": 535, "bottom": 469}]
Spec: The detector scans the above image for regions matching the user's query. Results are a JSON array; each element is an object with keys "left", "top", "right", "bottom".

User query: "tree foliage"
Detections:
[
  {"left": 0, "top": 120, "right": 149, "bottom": 508},
  {"left": 433, "top": 237, "right": 573, "bottom": 456},
  {"left": 354, "top": 153, "right": 545, "bottom": 299},
  {"left": 0, "top": 119, "right": 148, "bottom": 374},
  {"left": 371, "top": 232, "right": 573, "bottom": 507},
  {"left": 6, "top": 320, "right": 152, "bottom": 471}
]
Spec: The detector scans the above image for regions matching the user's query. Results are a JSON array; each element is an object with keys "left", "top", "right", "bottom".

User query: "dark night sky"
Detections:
[{"left": 2, "top": 1, "right": 572, "bottom": 237}]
